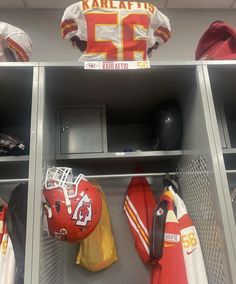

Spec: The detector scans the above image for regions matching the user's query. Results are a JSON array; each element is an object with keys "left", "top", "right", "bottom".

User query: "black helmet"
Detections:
[{"left": 153, "top": 102, "right": 182, "bottom": 150}]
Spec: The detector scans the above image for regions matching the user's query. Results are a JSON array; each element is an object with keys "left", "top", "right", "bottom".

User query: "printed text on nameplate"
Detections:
[{"left": 84, "top": 61, "right": 150, "bottom": 70}]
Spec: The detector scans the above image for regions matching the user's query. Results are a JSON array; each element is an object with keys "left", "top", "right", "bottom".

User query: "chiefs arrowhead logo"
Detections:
[{"left": 72, "top": 193, "right": 92, "bottom": 226}]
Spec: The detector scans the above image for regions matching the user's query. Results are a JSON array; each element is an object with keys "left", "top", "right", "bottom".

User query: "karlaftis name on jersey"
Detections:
[
  {"left": 61, "top": 0, "right": 171, "bottom": 61},
  {"left": 82, "top": 0, "right": 156, "bottom": 14}
]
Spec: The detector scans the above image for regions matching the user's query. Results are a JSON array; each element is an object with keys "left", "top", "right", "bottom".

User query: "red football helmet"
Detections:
[{"left": 42, "top": 167, "right": 102, "bottom": 243}]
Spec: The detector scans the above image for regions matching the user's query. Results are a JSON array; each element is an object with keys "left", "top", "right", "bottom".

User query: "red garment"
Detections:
[
  {"left": 0, "top": 207, "right": 7, "bottom": 244},
  {"left": 151, "top": 192, "right": 188, "bottom": 284},
  {"left": 124, "top": 175, "right": 156, "bottom": 263},
  {"left": 195, "top": 21, "right": 236, "bottom": 60}
]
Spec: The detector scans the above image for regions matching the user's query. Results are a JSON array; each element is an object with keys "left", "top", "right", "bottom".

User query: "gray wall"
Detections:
[{"left": 0, "top": 9, "right": 236, "bottom": 61}]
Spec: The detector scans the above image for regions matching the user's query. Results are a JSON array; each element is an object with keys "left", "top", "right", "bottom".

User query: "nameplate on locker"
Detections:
[{"left": 84, "top": 61, "right": 150, "bottom": 70}]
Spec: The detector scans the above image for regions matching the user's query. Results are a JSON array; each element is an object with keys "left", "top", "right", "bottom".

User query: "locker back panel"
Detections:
[
  {"left": 179, "top": 155, "right": 225, "bottom": 284},
  {"left": 0, "top": 67, "right": 33, "bottom": 128},
  {"left": 63, "top": 178, "right": 161, "bottom": 284},
  {"left": 107, "top": 124, "right": 154, "bottom": 152}
]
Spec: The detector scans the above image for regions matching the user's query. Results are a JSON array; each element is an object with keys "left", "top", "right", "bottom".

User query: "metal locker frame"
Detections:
[
  {"left": 201, "top": 61, "right": 236, "bottom": 281},
  {"left": 27, "top": 61, "right": 236, "bottom": 284},
  {"left": 29, "top": 65, "right": 65, "bottom": 284},
  {"left": 0, "top": 62, "right": 39, "bottom": 284},
  {"left": 178, "top": 63, "right": 236, "bottom": 284},
  {"left": 24, "top": 63, "right": 41, "bottom": 284}
]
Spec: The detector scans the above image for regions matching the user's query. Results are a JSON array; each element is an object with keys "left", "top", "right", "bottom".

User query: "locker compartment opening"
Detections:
[
  {"left": 0, "top": 67, "right": 33, "bottom": 156},
  {"left": 44, "top": 65, "right": 196, "bottom": 160},
  {"left": 37, "top": 64, "right": 233, "bottom": 284},
  {"left": 207, "top": 64, "right": 236, "bottom": 247},
  {"left": 0, "top": 66, "right": 34, "bottom": 284},
  {"left": 223, "top": 172, "right": 236, "bottom": 224},
  {"left": 208, "top": 65, "right": 236, "bottom": 150}
]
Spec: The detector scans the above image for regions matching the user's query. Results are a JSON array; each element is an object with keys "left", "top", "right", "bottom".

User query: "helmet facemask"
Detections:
[{"left": 44, "top": 167, "right": 86, "bottom": 214}]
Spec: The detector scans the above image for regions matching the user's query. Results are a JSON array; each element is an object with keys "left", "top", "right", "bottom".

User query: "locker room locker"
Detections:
[
  {"left": 28, "top": 62, "right": 236, "bottom": 284},
  {"left": 0, "top": 63, "right": 38, "bottom": 283},
  {"left": 202, "top": 61, "right": 236, "bottom": 260}
]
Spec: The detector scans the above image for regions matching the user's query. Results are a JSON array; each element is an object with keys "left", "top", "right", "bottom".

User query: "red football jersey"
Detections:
[
  {"left": 124, "top": 175, "right": 156, "bottom": 263},
  {"left": 61, "top": 0, "right": 171, "bottom": 61},
  {"left": 151, "top": 191, "right": 188, "bottom": 284},
  {"left": 0, "top": 207, "right": 7, "bottom": 244}
]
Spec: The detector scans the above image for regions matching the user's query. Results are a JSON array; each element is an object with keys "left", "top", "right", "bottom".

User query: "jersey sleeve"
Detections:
[
  {"left": 7, "top": 33, "right": 32, "bottom": 62},
  {"left": 61, "top": 3, "right": 84, "bottom": 40},
  {"left": 148, "top": 9, "right": 171, "bottom": 51}
]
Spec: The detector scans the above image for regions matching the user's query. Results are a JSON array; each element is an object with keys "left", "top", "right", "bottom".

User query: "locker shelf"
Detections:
[
  {"left": 223, "top": 149, "right": 236, "bottom": 154},
  {"left": 56, "top": 150, "right": 183, "bottom": 160},
  {"left": 0, "top": 155, "right": 29, "bottom": 162}
]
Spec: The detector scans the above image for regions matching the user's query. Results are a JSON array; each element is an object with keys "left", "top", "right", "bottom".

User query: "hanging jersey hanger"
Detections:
[{"left": 163, "top": 173, "right": 182, "bottom": 197}]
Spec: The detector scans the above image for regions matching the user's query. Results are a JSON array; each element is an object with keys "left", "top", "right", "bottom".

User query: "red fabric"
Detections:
[
  {"left": 195, "top": 21, "right": 236, "bottom": 60},
  {"left": 0, "top": 207, "right": 7, "bottom": 244},
  {"left": 124, "top": 175, "right": 156, "bottom": 263},
  {"left": 151, "top": 192, "right": 188, "bottom": 284}
]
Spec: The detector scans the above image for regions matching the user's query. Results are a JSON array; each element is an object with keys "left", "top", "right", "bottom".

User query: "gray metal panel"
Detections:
[
  {"left": 178, "top": 65, "right": 235, "bottom": 283},
  {"left": 56, "top": 150, "right": 183, "bottom": 160},
  {"left": 203, "top": 61, "right": 236, "bottom": 66},
  {"left": 60, "top": 106, "right": 106, "bottom": 154},
  {"left": 40, "top": 234, "right": 64, "bottom": 284},
  {"left": 0, "top": 62, "right": 38, "bottom": 67},
  {"left": 63, "top": 178, "right": 152, "bottom": 284},
  {"left": 202, "top": 64, "right": 236, "bottom": 281},
  {"left": 107, "top": 123, "right": 153, "bottom": 151},
  {"left": 215, "top": 102, "right": 231, "bottom": 149},
  {"left": 24, "top": 66, "right": 39, "bottom": 284},
  {"left": 199, "top": 65, "right": 235, "bottom": 284},
  {"left": 30, "top": 66, "right": 46, "bottom": 284},
  {"left": 218, "top": 103, "right": 231, "bottom": 149},
  {"left": 32, "top": 66, "right": 64, "bottom": 284},
  {"left": 0, "top": 155, "right": 29, "bottom": 162},
  {"left": 0, "top": 66, "right": 33, "bottom": 127},
  {"left": 179, "top": 155, "right": 226, "bottom": 284},
  {"left": 223, "top": 149, "right": 236, "bottom": 154}
]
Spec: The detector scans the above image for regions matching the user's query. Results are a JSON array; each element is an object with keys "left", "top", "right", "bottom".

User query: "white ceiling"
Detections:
[{"left": 0, "top": 0, "right": 235, "bottom": 9}]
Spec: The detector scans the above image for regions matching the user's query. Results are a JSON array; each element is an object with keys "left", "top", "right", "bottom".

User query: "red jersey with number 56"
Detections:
[{"left": 61, "top": 0, "right": 171, "bottom": 61}]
